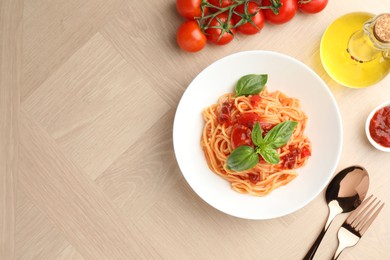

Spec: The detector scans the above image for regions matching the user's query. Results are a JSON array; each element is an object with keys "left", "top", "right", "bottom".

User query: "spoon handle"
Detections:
[
  {"left": 302, "top": 228, "right": 327, "bottom": 260},
  {"left": 303, "top": 201, "right": 343, "bottom": 260}
]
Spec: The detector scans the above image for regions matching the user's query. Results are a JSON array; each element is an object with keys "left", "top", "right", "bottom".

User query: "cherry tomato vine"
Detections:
[
  {"left": 198, "top": 0, "right": 280, "bottom": 30},
  {"left": 176, "top": 0, "right": 328, "bottom": 52}
]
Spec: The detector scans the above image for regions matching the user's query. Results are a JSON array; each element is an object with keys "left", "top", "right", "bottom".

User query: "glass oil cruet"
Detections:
[
  {"left": 320, "top": 13, "right": 390, "bottom": 88},
  {"left": 348, "top": 14, "right": 390, "bottom": 64}
]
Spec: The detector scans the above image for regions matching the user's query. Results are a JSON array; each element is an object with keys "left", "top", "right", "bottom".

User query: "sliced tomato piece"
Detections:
[
  {"left": 247, "top": 173, "right": 261, "bottom": 184},
  {"left": 218, "top": 114, "right": 231, "bottom": 126},
  {"left": 249, "top": 95, "right": 262, "bottom": 107},
  {"left": 301, "top": 146, "right": 311, "bottom": 157},
  {"left": 231, "top": 125, "right": 253, "bottom": 148},
  {"left": 237, "top": 113, "right": 261, "bottom": 128},
  {"left": 217, "top": 102, "right": 232, "bottom": 126}
]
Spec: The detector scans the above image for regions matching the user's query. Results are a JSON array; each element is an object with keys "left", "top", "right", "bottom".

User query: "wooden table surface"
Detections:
[{"left": 1, "top": 0, "right": 390, "bottom": 259}]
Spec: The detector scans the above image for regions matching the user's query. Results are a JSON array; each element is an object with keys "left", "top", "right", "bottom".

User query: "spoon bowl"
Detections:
[
  {"left": 303, "top": 165, "right": 369, "bottom": 260},
  {"left": 326, "top": 166, "right": 369, "bottom": 211}
]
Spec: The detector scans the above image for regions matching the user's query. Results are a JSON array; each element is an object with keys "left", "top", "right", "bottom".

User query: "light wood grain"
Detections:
[
  {"left": 96, "top": 110, "right": 182, "bottom": 222},
  {"left": 15, "top": 189, "right": 70, "bottom": 260},
  {"left": 19, "top": 111, "right": 155, "bottom": 259},
  {"left": 23, "top": 33, "right": 170, "bottom": 180},
  {"left": 0, "top": 0, "right": 388, "bottom": 259},
  {"left": 135, "top": 178, "right": 310, "bottom": 259},
  {"left": 53, "top": 245, "right": 85, "bottom": 260},
  {"left": 0, "top": 0, "right": 22, "bottom": 258},
  {"left": 21, "top": 0, "right": 123, "bottom": 101}
]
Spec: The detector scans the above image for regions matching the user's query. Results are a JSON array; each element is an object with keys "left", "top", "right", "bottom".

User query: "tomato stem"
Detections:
[
  {"left": 197, "top": 0, "right": 281, "bottom": 43},
  {"left": 261, "top": 0, "right": 281, "bottom": 15}
]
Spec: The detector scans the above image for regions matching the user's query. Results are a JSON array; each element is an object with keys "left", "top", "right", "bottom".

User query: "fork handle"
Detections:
[
  {"left": 332, "top": 243, "right": 344, "bottom": 260},
  {"left": 331, "top": 227, "right": 360, "bottom": 260}
]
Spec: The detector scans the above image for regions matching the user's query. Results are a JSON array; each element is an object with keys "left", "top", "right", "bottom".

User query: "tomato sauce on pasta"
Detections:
[{"left": 201, "top": 87, "right": 312, "bottom": 196}]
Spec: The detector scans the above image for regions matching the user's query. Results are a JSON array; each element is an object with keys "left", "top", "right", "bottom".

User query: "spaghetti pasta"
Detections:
[{"left": 201, "top": 87, "right": 312, "bottom": 196}]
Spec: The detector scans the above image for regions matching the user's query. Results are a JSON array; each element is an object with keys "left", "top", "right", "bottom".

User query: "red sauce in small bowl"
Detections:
[{"left": 369, "top": 106, "right": 390, "bottom": 147}]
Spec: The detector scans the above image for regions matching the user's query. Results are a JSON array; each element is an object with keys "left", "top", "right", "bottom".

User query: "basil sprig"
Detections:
[
  {"left": 235, "top": 74, "right": 268, "bottom": 96},
  {"left": 226, "top": 121, "right": 297, "bottom": 172}
]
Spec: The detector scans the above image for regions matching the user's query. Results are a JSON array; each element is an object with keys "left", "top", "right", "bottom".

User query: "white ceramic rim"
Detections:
[{"left": 173, "top": 50, "right": 343, "bottom": 220}]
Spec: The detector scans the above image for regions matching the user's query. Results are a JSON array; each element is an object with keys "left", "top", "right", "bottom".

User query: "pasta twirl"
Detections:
[{"left": 201, "top": 87, "right": 312, "bottom": 196}]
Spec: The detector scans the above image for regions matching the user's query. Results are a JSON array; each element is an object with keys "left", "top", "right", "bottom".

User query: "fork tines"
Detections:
[{"left": 345, "top": 194, "right": 385, "bottom": 236}]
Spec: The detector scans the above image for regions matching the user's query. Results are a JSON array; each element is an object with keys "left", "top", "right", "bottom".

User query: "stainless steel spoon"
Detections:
[{"left": 303, "top": 165, "right": 369, "bottom": 260}]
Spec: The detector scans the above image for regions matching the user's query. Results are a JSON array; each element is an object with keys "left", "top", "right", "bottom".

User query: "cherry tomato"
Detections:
[
  {"left": 298, "top": 0, "right": 328, "bottom": 14},
  {"left": 176, "top": 21, "right": 207, "bottom": 52},
  {"left": 176, "top": 0, "right": 207, "bottom": 20},
  {"left": 237, "top": 113, "right": 261, "bottom": 128},
  {"left": 263, "top": 0, "right": 297, "bottom": 24},
  {"left": 208, "top": 0, "right": 234, "bottom": 8},
  {"left": 233, "top": 2, "right": 265, "bottom": 35},
  {"left": 205, "top": 13, "right": 236, "bottom": 45},
  {"left": 231, "top": 125, "right": 253, "bottom": 148}
]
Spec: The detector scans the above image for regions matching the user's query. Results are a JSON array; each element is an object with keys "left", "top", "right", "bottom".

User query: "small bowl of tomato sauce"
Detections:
[{"left": 365, "top": 101, "right": 390, "bottom": 152}]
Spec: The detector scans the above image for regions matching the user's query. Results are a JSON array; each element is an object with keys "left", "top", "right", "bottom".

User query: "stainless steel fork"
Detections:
[{"left": 332, "top": 195, "right": 385, "bottom": 260}]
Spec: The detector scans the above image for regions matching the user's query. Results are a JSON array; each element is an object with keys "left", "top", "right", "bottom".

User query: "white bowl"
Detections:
[
  {"left": 365, "top": 101, "right": 390, "bottom": 152},
  {"left": 173, "top": 51, "right": 343, "bottom": 220}
]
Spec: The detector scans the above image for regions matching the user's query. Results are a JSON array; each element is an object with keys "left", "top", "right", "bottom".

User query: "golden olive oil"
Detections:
[{"left": 320, "top": 13, "right": 390, "bottom": 88}]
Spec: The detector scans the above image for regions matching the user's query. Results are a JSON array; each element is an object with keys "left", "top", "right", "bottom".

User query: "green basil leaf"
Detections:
[
  {"left": 258, "top": 145, "right": 280, "bottom": 164},
  {"left": 235, "top": 74, "right": 268, "bottom": 96},
  {"left": 264, "top": 121, "right": 298, "bottom": 149},
  {"left": 226, "top": 146, "right": 259, "bottom": 172},
  {"left": 251, "top": 122, "right": 263, "bottom": 146}
]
